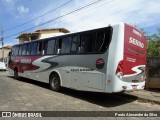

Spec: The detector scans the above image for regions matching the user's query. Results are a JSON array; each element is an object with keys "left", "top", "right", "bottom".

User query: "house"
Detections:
[
  {"left": 16, "top": 28, "right": 70, "bottom": 43},
  {"left": 0, "top": 45, "right": 12, "bottom": 62}
]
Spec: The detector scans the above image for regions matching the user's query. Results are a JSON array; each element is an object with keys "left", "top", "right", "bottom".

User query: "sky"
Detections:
[{"left": 0, "top": 0, "right": 160, "bottom": 47}]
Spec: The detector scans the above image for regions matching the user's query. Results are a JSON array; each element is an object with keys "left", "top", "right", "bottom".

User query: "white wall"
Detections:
[{"left": 39, "top": 30, "right": 65, "bottom": 39}]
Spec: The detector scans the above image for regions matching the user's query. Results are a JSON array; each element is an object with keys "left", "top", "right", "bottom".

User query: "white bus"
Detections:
[{"left": 8, "top": 23, "right": 146, "bottom": 93}]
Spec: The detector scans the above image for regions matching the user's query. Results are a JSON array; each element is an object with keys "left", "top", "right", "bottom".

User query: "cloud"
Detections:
[
  {"left": 32, "top": 1, "right": 74, "bottom": 28},
  {"left": 0, "top": 0, "right": 17, "bottom": 11},
  {"left": 3, "top": 0, "right": 160, "bottom": 46},
  {"left": 5, "top": 0, "right": 160, "bottom": 39},
  {"left": 52, "top": 0, "right": 160, "bottom": 32},
  {"left": 17, "top": 5, "right": 29, "bottom": 15},
  {"left": 4, "top": 0, "right": 12, "bottom": 3}
]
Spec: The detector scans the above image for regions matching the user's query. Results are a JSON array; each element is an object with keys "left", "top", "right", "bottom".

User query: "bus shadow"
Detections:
[
  {"left": 60, "top": 88, "right": 138, "bottom": 108},
  {"left": 8, "top": 76, "right": 50, "bottom": 89},
  {"left": 8, "top": 76, "right": 138, "bottom": 108}
]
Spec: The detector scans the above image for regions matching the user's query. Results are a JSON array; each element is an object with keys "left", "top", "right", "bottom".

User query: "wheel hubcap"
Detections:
[{"left": 52, "top": 77, "right": 58, "bottom": 88}]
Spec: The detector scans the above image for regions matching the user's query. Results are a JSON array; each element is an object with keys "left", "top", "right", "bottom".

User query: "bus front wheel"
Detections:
[{"left": 49, "top": 73, "right": 61, "bottom": 92}]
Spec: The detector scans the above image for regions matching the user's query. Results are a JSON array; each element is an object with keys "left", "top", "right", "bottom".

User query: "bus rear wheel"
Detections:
[
  {"left": 14, "top": 69, "right": 18, "bottom": 79},
  {"left": 49, "top": 73, "right": 61, "bottom": 92}
]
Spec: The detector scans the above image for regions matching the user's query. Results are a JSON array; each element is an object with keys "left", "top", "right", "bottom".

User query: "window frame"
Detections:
[
  {"left": 18, "top": 45, "right": 23, "bottom": 56},
  {"left": 43, "top": 39, "right": 57, "bottom": 55},
  {"left": 36, "top": 41, "right": 43, "bottom": 55},
  {"left": 60, "top": 36, "right": 72, "bottom": 54},
  {"left": 15, "top": 46, "right": 20, "bottom": 56},
  {"left": 11, "top": 46, "right": 15, "bottom": 56},
  {"left": 78, "top": 31, "right": 96, "bottom": 53},
  {"left": 26, "top": 43, "right": 31, "bottom": 55},
  {"left": 11, "top": 26, "right": 112, "bottom": 56},
  {"left": 30, "top": 42, "right": 38, "bottom": 55},
  {"left": 70, "top": 35, "right": 79, "bottom": 53},
  {"left": 21, "top": 44, "right": 28, "bottom": 56}
]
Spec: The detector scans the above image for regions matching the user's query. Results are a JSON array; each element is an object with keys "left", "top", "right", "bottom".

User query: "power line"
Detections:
[
  {"left": 4, "top": 0, "right": 106, "bottom": 39},
  {"left": 46, "top": 0, "right": 114, "bottom": 31},
  {"left": 4, "top": 0, "right": 73, "bottom": 32},
  {"left": 55, "top": 0, "right": 114, "bottom": 28}
]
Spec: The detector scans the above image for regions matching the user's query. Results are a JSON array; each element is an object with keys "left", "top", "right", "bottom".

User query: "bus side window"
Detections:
[
  {"left": 61, "top": 37, "right": 72, "bottom": 54},
  {"left": 42, "top": 41, "right": 48, "bottom": 55},
  {"left": 18, "top": 45, "right": 23, "bottom": 56},
  {"left": 31, "top": 42, "right": 38, "bottom": 55},
  {"left": 46, "top": 39, "right": 56, "bottom": 55},
  {"left": 37, "top": 42, "right": 42, "bottom": 55},
  {"left": 95, "top": 31, "right": 105, "bottom": 52},
  {"left": 22, "top": 44, "right": 27, "bottom": 55},
  {"left": 15, "top": 46, "right": 19, "bottom": 56},
  {"left": 26, "top": 43, "right": 31, "bottom": 55},
  {"left": 95, "top": 30, "right": 111, "bottom": 53},
  {"left": 71, "top": 35, "right": 79, "bottom": 53},
  {"left": 11, "top": 46, "right": 15, "bottom": 56},
  {"left": 57, "top": 38, "right": 62, "bottom": 54},
  {"left": 79, "top": 32, "right": 95, "bottom": 53}
]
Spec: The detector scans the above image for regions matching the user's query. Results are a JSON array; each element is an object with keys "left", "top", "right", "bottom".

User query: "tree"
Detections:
[
  {"left": 134, "top": 25, "right": 160, "bottom": 57},
  {"left": 147, "top": 28, "right": 160, "bottom": 57}
]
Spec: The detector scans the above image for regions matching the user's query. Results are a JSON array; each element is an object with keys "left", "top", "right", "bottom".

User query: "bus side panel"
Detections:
[
  {"left": 29, "top": 56, "right": 53, "bottom": 83},
  {"left": 7, "top": 54, "right": 57, "bottom": 84},
  {"left": 47, "top": 54, "right": 107, "bottom": 92},
  {"left": 8, "top": 53, "right": 107, "bottom": 92},
  {"left": 106, "top": 23, "right": 124, "bottom": 93},
  {"left": 69, "top": 70, "right": 104, "bottom": 91},
  {"left": 108, "top": 23, "right": 146, "bottom": 92}
]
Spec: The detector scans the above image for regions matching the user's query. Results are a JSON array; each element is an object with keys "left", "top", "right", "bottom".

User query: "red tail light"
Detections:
[
  {"left": 116, "top": 60, "right": 124, "bottom": 79},
  {"left": 116, "top": 60, "right": 123, "bottom": 74}
]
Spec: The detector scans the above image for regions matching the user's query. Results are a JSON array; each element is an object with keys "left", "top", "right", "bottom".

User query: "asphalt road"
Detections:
[{"left": 0, "top": 71, "right": 159, "bottom": 120}]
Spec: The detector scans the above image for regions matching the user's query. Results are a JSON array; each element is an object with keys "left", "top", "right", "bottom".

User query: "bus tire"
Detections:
[
  {"left": 14, "top": 68, "right": 18, "bottom": 79},
  {"left": 49, "top": 73, "right": 61, "bottom": 92}
]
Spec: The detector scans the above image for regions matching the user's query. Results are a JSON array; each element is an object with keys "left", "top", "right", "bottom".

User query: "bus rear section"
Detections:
[{"left": 110, "top": 23, "right": 146, "bottom": 92}]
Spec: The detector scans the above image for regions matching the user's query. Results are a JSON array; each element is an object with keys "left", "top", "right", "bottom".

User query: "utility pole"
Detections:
[{"left": 1, "top": 25, "right": 4, "bottom": 62}]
